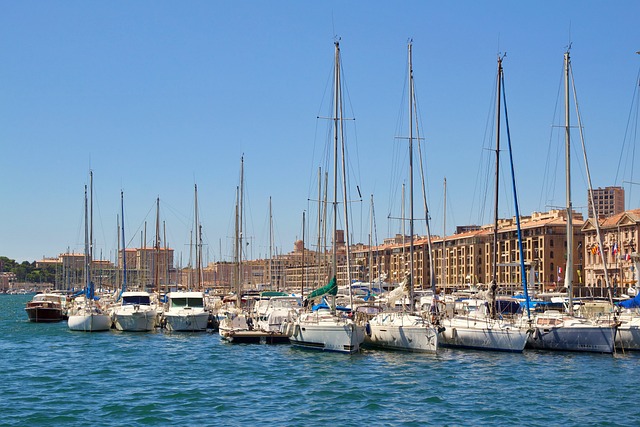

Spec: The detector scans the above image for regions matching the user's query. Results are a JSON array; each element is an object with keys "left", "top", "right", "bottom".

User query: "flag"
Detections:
[
  {"left": 613, "top": 242, "right": 619, "bottom": 255},
  {"left": 626, "top": 253, "right": 632, "bottom": 261}
]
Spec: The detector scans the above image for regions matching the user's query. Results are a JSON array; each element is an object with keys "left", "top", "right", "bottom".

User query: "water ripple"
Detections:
[{"left": 2, "top": 295, "right": 640, "bottom": 426}]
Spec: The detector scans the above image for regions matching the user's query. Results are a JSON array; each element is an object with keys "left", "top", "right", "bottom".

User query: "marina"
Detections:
[
  {"left": 2, "top": 293, "right": 640, "bottom": 426},
  {"left": 2, "top": 3, "right": 640, "bottom": 425}
]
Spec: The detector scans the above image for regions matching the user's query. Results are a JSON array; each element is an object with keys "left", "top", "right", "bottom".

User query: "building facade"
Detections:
[
  {"left": 588, "top": 186, "right": 624, "bottom": 219},
  {"left": 352, "top": 209, "right": 585, "bottom": 295},
  {"left": 582, "top": 208, "right": 640, "bottom": 296}
]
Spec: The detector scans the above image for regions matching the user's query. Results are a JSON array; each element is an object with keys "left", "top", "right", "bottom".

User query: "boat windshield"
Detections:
[
  {"left": 123, "top": 295, "right": 151, "bottom": 305},
  {"left": 33, "top": 295, "right": 61, "bottom": 303},
  {"left": 171, "top": 297, "right": 204, "bottom": 308}
]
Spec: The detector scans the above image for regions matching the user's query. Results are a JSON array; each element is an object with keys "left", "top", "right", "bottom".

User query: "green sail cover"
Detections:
[
  {"left": 307, "top": 276, "right": 338, "bottom": 300},
  {"left": 260, "top": 291, "right": 290, "bottom": 297}
]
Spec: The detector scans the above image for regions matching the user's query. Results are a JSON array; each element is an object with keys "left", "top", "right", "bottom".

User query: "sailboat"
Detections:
[
  {"left": 439, "top": 55, "right": 530, "bottom": 352},
  {"left": 364, "top": 42, "right": 439, "bottom": 353},
  {"left": 526, "top": 47, "right": 617, "bottom": 353},
  {"left": 219, "top": 157, "right": 262, "bottom": 342},
  {"left": 68, "top": 171, "right": 112, "bottom": 332},
  {"left": 284, "top": 40, "right": 366, "bottom": 354},
  {"left": 112, "top": 191, "right": 157, "bottom": 332},
  {"left": 164, "top": 187, "right": 210, "bottom": 332}
]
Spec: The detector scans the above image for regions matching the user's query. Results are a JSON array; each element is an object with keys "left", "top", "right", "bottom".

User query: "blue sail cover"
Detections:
[{"left": 618, "top": 293, "right": 640, "bottom": 309}]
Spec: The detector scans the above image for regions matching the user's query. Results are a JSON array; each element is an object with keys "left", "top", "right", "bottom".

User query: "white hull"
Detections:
[
  {"left": 164, "top": 310, "right": 209, "bottom": 332},
  {"left": 114, "top": 309, "right": 157, "bottom": 332},
  {"left": 365, "top": 312, "right": 438, "bottom": 353},
  {"left": 440, "top": 316, "right": 528, "bottom": 352},
  {"left": 285, "top": 310, "right": 365, "bottom": 354},
  {"left": 527, "top": 313, "right": 616, "bottom": 353},
  {"left": 68, "top": 313, "right": 112, "bottom": 332},
  {"left": 616, "top": 314, "right": 640, "bottom": 350}
]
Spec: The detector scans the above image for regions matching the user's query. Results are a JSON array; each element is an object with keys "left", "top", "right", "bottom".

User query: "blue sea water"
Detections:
[{"left": 1, "top": 294, "right": 638, "bottom": 427}]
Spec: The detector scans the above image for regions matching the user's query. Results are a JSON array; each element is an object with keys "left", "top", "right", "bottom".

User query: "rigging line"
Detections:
[
  {"left": 571, "top": 61, "right": 614, "bottom": 303},
  {"left": 501, "top": 67, "right": 532, "bottom": 320},
  {"left": 614, "top": 65, "right": 640, "bottom": 206},
  {"left": 539, "top": 63, "right": 565, "bottom": 212}
]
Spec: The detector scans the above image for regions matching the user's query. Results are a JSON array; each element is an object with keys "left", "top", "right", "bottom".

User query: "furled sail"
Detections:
[{"left": 307, "top": 276, "right": 338, "bottom": 300}]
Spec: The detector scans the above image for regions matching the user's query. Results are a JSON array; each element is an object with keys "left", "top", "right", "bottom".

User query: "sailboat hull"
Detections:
[
  {"left": 287, "top": 311, "right": 365, "bottom": 354},
  {"left": 365, "top": 312, "right": 438, "bottom": 353},
  {"left": 68, "top": 313, "right": 112, "bottom": 332},
  {"left": 527, "top": 314, "right": 616, "bottom": 353},
  {"left": 440, "top": 316, "right": 528, "bottom": 352},
  {"left": 616, "top": 314, "right": 640, "bottom": 350}
]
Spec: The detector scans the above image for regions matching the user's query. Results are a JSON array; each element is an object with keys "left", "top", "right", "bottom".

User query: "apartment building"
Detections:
[
  {"left": 582, "top": 208, "right": 640, "bottom": 295},
  {"left": 588, "top": 186, "right": 624, "bottom": 219}
]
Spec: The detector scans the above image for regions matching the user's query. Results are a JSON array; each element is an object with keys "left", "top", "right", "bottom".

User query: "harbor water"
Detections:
[{"left": 1, "top": 294, "right": 638, "bottom": 427}]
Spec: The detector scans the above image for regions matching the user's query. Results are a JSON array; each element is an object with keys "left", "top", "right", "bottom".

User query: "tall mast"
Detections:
[
  {"left": 564, "top": 49, "right": 574, "bottom": 314},
  {"left": 154, "top": 197, "right": 160, "bottom": 293},
  {"left": 163, "top": 221, "right": 168, "bottom": 294},
  {"left": 84, "top": 185, "right": 90, "bottom": 300},
  {"left": 369, "top": 194, "right": 374, "bottom": 292},
  {"left": 317, "top": 167, "right": 322, "bottom": 287},
  {"left": 332, "top": 41, "right": 339, "bottom": 287},
  {"left": 408, "top": 41, "right": 415, "bottom": 305},
  {"left": 490, "top": 56, "right": 503, "bottom": 319},
  {"left": 121, "top": 190, "right": 127, "bottom": 295},
  {"left": 194, "top": 184, "right": 200, "bottom": 291},
  {"left": 239, "top": 156, "right": 244, "bottom": 298},
  {"left": 234, "top": 186, "right": 240, "bottom": 297},
  {"left": 90, "top": 171, "right": 94, "bottom": 264},
  {"left": 442, "top": 178, "right": 447, "bottom": 289},
  {"left": 302, "top": 210, "right": 305, "bottom": 296},
  {"left": 269, "top": 196, "right": 273, "bottom": 290},
  {"left": 337, "top": 42, "right": 354, "bottom": 310}
]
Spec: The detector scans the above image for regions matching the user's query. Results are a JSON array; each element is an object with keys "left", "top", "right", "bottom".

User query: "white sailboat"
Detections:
[
  {"left": 68, "top": 172, "right": 112, "bottom": 332},
  {"left": 364, "top": 42, "right": 438, "bottom": 353},
  {"left": 285, "top": 40, "right": 366, "bottom": 354},
  {"left": 439, "top": 55, "right": 529, "bottom": 352},
  {"left": 219, "top": 158, "right": 263, "bottom": 342},
  {"left": 526, "top": 47, "right": 617, "bottom": 353}
]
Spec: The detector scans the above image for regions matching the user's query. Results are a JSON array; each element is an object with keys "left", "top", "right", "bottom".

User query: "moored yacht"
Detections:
[
  {"left": 25, "top": 292, "right": 68, "bottom": 322},
  {"left": 112, "top": 291, "right": 157, "bottom": 332},
  {"left": 163, "top": 291, "right": 209, "bottom": 332}
]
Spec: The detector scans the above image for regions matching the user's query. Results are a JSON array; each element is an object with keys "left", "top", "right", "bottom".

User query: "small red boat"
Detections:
[{"left": 25, "top": 293, "right": 69, "bottom": 322}]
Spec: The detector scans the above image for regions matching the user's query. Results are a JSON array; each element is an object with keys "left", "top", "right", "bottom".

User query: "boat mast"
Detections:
[
  {"left": 489, "top": 56, "right": 503, "bottom": 319},
  {"left": 154, "top": 197, "right": 160, "bottom": 294},
  {"left": 369, "top": 194, "right": 374, "bottom": 293},
  {"left": 442, "top": 178, "right": 447, "bottom": 290},
  {"left": 121, "top": 190, "right": 127, "bottom": 296},
  {"left": 330, "top": 41, "right": 340, "bottom": 315},
  {"left": 316, "top": 167, "right": 322, "bottom": 288},
  {"left": 408, "top": 41, "right": 415, "bottom": 307},
  {"left": 194, "top": 184, "right": 200, "bottom": 291},
  {"left": 269, "top": 196, "right": 273, "bottom": 290},
  {"left": 84, "top": 185, "right": 90, "bottom": 301},
  {"left": 302, "top": 210, "right": 305, "bottom": 296},
  {"left": 90, "top": 171, "right": 94, "bottom": 266},
  {"left": 234, "top": 186, "right": 240, "bottom": 298},
  {"left": 564, "top": 48, "right": 574, "bottom": 314},
  {"left": 337, "top": 42, "right": 355, "bottom": 311},
  {"left": 499, "top": 56, "right": 532, "bottom": 320}
]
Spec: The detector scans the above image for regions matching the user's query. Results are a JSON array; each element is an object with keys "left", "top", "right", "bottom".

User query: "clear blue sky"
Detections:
[{"left": 1, "top": 1, "right": 639, "bottom": 263}]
